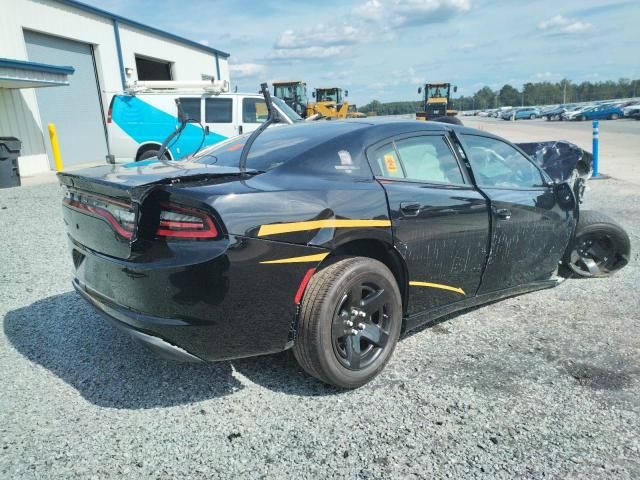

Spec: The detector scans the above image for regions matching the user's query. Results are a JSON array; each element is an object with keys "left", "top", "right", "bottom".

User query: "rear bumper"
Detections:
[
  {"left": 74, "top": 280, "right": 202, "bottom": 362},
  {"left": 70, "top": 234, "right": 328, "bottom": 361}
]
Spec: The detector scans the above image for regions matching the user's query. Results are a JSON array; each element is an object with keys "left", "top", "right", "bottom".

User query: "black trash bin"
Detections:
[{"left": 0, "top": 137, "right": 21, "bottom": 188}]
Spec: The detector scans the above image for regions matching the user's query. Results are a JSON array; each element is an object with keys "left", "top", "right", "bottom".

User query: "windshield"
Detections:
[
  {"left": 316, "top": 89, "right": 341, "bottom": 103},
  {"left": 427, "top": 85, "right": 450, "bottom": 99},
  {"left": 272, "top": 96, "right": 303, "bottom": 123}
]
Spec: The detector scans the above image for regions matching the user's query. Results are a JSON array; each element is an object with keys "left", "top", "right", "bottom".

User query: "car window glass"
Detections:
[
  {"left": 395, "top": 136, "right": 464, "bottom": 184},
  {"left": 179, "top": 97, "right": 201, "bottom": 123},
  {"left": 205, "top": 98, "right": 233, "bottom": 123},
  {"left": 242, "top": 98, "right": 268, "bottom": 123},
  {"left": 462, "top": 135, "right": 543, "bottom": 188},
  {"left": 372, "top": 143, "right": 404, "bottom": 178}
]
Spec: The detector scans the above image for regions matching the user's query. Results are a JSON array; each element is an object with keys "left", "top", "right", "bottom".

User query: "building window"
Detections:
[{"left": 135, "top": 55, "right": 172, "bottom": 81}]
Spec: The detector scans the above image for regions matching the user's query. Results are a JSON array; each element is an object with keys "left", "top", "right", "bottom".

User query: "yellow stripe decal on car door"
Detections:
[
  {"left": 260, "top": 253, "right": 329, "bottom": 264},
  {"left": 409, "top": 281, "right": 466, "bottom": 295},
  {"left": 257, "top": 219, "right": 391, "bottom": 236}
]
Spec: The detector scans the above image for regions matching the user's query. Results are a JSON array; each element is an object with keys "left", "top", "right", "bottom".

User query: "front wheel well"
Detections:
[{"left": 320, "top": 239, "right": 409, "bottom": 315}]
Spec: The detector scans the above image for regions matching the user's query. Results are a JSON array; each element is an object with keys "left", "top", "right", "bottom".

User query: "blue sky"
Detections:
[{"left": 88, "top": 0, "right": 640, "bottom": 105}]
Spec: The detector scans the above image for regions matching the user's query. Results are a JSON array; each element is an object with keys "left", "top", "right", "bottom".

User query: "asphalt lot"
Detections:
[
  {"left": 463, "top": 116, "right": 640, "bottom": 185},
  {"left": 1, "top": 137, "right": 639, "bottom": 478}
]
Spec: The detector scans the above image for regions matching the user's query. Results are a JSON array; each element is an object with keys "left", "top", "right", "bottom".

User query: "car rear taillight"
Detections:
[
  {"left": 63, "top": 190, "right": 135, "bottom": 239},
  {"left": 156, "top": 203, "right": 218, "bottom": 240},
  {"left": 107, "top": 105, "right": 112, "bottom": 124}
]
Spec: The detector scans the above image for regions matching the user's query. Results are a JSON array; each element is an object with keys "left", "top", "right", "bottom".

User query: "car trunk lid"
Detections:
[{"left": 58, "top": 160, "right": 255, "bottom": 259}]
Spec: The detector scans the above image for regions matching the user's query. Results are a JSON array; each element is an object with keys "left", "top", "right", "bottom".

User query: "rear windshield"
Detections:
[{"left": 192, "top": 121, "right": 367, "bottom": 173}]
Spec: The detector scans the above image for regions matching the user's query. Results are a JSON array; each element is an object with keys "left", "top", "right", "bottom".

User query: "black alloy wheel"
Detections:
[
  {"left": 563, "top": 210, "right": 630, "bottom": 277},
  {"left": 331, "top": 283, "right": 394, "bottom": 370},
  {"left": 293, "top": 257, "right": 402, "bottom": 389},
  {"left": 569, "top": 233, "right": 618, "bottom": 276}
]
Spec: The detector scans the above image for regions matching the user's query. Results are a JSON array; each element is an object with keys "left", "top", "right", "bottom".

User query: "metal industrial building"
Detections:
[{"left": 0, "top": 0, "right": 230, "bottom": 177}]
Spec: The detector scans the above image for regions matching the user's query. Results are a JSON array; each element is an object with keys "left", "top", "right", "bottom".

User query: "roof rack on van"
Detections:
[{"left": 124, "top": 79, "right": 230, "bottom": 95}]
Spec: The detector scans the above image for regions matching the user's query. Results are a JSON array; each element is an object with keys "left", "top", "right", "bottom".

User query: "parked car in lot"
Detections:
[
  {"left": 562, "top": 105, "right": 593, "bottom": 121},
  {"left": 623, "top": 103, "right": 640, "bottom": 119},
  {"left": 502, "top": 107, "right": 540, "bottom": 120},
  {"left": 565, "top": 103, "right": 624, "bottom": 121},
  {"left": 107, "top": 84, "right": 302, "bottom": 162},
  {"left": 542, "top": 104, "right": 575, "bottom": 121},
  {"left": 58, "top": 115, "right": 630, "bottom": 388}
]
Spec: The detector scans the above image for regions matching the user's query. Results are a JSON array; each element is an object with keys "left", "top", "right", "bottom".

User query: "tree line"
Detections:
[{"left": 358, "top": 78, "right": 640, "bottom": 114}]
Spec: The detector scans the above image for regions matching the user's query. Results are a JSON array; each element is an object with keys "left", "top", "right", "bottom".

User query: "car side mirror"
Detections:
[
  {"left": 554, "top": 182, "right": 576, "bottom": 211},
  {"left": 312, "top": 91, "right": 316, "bottom": 98}
]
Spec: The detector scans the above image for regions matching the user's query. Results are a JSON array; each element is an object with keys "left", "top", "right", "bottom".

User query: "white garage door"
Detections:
[{"left": 24, "top": 31, "right": 108, "bottom": 168}]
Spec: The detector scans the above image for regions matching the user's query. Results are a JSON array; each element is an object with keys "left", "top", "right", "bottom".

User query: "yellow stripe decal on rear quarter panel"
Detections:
[
  {"left": 260, "top": 253, "right": 329, "bottom": 264},
  {"left": 257, "top": 219, "right": 391, "bottom": 236},
  {"left": 409, "top": 281, "right": 466, "bottom": 295}
]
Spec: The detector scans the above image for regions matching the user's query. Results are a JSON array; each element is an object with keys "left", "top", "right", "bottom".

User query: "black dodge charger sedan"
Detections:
[{"left": 58, "top": 118, "right": 629, "bottom": 388}]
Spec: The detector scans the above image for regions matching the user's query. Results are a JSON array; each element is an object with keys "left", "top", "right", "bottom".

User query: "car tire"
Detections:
[
  {"left": 562, "top": 210, "right": 630, "bottom": 278},
  {"left": 530, "top": 114, "right": 536, "bottom": 120},
  {"left": 579, "top": 115, "right": 586, "bottom": 121},
  {"left": 293, "top": 257, "right": 402, "bottom": 389},
  {"left": 137, "top": 149, "right": 167, "bottom": 161},
  {"left": 610, "top": 113, "right": 619, "bottom": 120}
]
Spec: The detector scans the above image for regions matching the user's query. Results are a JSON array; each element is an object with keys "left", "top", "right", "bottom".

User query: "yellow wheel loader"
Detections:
[
  {"left": 416, "top": 82, "right": 459, "bottom": 122},
  {"left": 272, "top": 82, "right": 364, "bottom": 119}
]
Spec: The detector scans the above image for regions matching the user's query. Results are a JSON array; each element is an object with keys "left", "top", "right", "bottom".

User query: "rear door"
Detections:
[
  {"left": 368, "top": 133, "right": 490, "bottom": 315},
  {"left": 458, "top": 133, "right": 575, "bottom": 293}
]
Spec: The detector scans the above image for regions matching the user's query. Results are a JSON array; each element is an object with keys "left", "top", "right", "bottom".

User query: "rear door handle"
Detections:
[
  {"left": 495, "top": 208, "right": 512, "bottom": 220},
  {"left": 400, "top": 202, "right": 421, "bottom": 216}
]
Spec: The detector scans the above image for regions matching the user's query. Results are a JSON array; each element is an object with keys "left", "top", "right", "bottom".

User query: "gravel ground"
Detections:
[{"left": 1, "top": 178, "right": 638, "bottom": 479}]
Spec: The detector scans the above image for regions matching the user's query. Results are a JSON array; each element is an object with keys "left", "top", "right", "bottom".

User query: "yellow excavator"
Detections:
[
  {"left": 416, "top": 82, "right": 459, "bottom": 121},
  {"left": 273, "top": 82, "right": 365, "bottom": 119}
]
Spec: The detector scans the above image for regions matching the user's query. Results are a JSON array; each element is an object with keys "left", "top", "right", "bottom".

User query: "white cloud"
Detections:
[
  {"left": 229, "top": 63, "right": 266, "bottom": 79},
  {"left": 538, "top": 15, "right": 593, "bottom": 34},
  {"left": 267, "top": 46, "right": 347, "bottom": 61},
  {"left": 355, "top": 0, "right": 471, "bottom": 28},
  {"left": 456, "top": 42, "right": 475, "bottom": 51},
  {"left": 270, "top": 23, "right": 362, "bottom": 62},
  {"left": 322, "top": 70, "right": 355, "bottom": 81},
  {"left": 535, "top": 71, "right": 559, "bottom": 79},
  {"left": 274, "top": 24, "right": 361, "bottom": 49},
  {"left": 354, "top": 0, "right": 385, "bottom": 21}
]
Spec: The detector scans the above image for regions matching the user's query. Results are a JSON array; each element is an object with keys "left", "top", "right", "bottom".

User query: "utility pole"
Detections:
[
  {"left": 521, "top": 91, "right": 524, "bottom": 107},
  {"left": 563, "top": 82, "right": 567, "bottom": 104}
]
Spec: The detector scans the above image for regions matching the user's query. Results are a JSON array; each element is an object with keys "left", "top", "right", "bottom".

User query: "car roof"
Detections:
[{"left": 261, "top": 117, "right": 501, "bottom": 145}]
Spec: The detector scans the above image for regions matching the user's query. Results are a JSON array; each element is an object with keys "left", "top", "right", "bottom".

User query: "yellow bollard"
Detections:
[{"left": 47, "top": 123, "right": 64, "bottom": 171}]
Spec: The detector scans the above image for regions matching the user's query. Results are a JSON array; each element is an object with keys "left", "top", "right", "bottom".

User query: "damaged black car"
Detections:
[{"left": 58, "top": 94, "right": 630, "bottom": 388}]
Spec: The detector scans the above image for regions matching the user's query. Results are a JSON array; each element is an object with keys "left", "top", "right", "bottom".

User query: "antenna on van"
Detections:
[
  {"left": 157, "top": 98, "right": 208, "bottom": 161},
  {"left": 238, "top": 82, "right": 282, "bottom": 173}
]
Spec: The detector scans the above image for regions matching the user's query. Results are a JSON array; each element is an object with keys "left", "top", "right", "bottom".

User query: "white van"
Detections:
[{"left": 106, "top": 85, "right": 301, "bottom": 162}]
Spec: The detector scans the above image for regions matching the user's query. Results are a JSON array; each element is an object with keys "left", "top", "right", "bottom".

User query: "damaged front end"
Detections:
[
  {"left": 516, "top": 141, "right": 630, "bottom": 278},
  {"left": 517, "top": 141, "right": 592, "bottom": 204}
]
